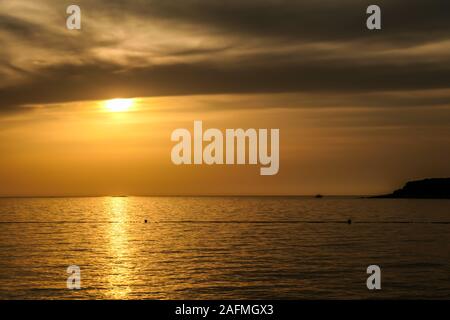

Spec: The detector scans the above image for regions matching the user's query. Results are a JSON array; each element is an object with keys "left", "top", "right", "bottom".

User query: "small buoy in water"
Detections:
[
  {"left": 347, "top": 219, "right": 352, "bottom": 225},
  {"left": 144, "top": 219, "right": 148, "bottom": 223}
]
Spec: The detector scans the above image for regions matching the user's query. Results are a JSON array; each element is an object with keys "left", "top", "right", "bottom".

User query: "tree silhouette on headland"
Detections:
[{"left": 374, "top": 178, "right": 450, "bottom": 199}]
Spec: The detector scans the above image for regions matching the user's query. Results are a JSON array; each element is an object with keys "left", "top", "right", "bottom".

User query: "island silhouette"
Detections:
[{"left": 374, "top": 178, "right": 450, "bottom": 199}]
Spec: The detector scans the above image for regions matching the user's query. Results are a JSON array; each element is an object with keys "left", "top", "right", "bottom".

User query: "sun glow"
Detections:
[{"left": 104, "top": 99, "right": 134, "bottom": 112}]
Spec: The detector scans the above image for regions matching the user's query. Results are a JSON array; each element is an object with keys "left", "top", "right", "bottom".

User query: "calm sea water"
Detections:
[{"left": 0, "top": 197, "right": 448, "bottom": 299}]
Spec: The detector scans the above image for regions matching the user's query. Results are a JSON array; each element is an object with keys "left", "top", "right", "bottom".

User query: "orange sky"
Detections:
[
  {"left": 0, "top": 1, "right": 449, "bottom": 196},
  {"left": 1, "top": 94, "right": 449, "bottom": 196}
]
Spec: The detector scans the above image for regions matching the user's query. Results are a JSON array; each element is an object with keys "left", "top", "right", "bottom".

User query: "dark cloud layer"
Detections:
[
  {"left": 0, "top": 0, "right": 449, "bottom": 111},
  {"left": 87, "top": 0, "right": 450, "bottom": 44},
  {"left": 1, "top": 58, "right": 449, "bottom": 108}
]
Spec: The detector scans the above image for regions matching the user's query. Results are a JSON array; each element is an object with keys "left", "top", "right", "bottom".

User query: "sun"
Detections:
[{"left": 104, "top": 98, "right": 134, "bottom": 112}]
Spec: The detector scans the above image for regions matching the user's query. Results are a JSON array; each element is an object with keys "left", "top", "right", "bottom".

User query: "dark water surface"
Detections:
[{"left": 0, "top": 197, "right": 448, "bottom": 299}]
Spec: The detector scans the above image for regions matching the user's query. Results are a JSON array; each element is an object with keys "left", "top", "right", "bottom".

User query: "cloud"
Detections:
[
  {"left": 95, "top": 0, "right": 450, "bottom": 45},
  {"left": 0, "top": 0, "right": 449, "bottom": 112}
]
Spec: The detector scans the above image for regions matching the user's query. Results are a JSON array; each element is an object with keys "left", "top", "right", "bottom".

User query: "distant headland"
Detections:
[{"left": 374, "top": 178, "right": 450, "bottom": 199}]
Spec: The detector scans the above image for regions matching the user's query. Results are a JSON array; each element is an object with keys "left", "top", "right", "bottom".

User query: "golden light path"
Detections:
[
  {"left": 104, "top": 98, "right": 134, "bottom": 112},
  {"left": 105, "top": 197, "right": 133, "bottom": 299}
]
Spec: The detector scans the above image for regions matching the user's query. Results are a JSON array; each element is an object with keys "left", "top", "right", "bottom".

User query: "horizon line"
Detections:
[{"left": 0, "top": 194, "right": 371, "bottom": 199}]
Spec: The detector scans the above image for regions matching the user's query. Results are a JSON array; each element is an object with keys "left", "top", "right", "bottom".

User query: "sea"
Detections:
[{"left": 0, "top": 196, "right": 448, "bottom": 299}]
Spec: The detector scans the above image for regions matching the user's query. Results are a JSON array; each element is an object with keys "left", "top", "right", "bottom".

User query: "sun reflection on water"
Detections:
[{"left": 104, "top": 197, "right": 133, "bottom": 299}]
